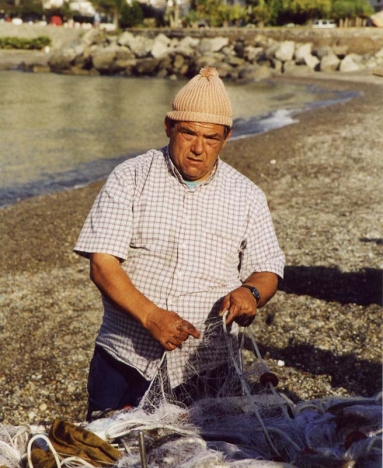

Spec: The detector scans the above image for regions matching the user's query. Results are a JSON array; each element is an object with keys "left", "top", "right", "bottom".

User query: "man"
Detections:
[{"left": 74, "top": 67, "right": 285, "bottom": 419}]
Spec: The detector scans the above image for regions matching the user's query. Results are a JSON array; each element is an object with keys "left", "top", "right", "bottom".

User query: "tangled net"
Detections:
[{"left": 1, "top": 316, "right": 382, "bottom": 468}]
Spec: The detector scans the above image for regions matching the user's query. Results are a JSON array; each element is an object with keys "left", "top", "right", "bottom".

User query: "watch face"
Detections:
[{"left": 242, "top": 285, "right": 260, "bottom": 303}]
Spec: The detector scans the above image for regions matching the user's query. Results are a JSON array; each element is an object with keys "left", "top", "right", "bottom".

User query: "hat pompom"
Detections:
[{"left": 200, "top": 67, "right": 219, "bottom": 78}]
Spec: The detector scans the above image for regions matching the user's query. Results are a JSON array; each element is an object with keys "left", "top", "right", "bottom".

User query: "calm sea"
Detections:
[{"left": 0, "top": 71, "right": 356, "bottom": 207}]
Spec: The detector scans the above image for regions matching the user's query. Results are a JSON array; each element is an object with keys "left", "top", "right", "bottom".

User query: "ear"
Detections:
[
  {"left": 222, "top": 129, "right": 232, "bottom": 147},
  {"left": 164, "top": 117, "right": 172, "bottom": 138}
]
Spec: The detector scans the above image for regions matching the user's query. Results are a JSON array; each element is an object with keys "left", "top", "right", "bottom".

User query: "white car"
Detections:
[
  {"left": 312, "top": 19, "right": 336, "bottom": 28},
  {"left": 11, "top": 18, "right": 23, "bottom": 25}
]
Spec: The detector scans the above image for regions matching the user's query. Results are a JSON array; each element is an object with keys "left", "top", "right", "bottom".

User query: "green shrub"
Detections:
[{"left": 0, "top": 36, "right": 51, "bottom": 50}]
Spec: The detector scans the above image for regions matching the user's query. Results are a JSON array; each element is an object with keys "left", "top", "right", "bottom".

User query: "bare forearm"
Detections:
[
  {"left": 90, "top": 253, "right": 155, "bottom": 328},
  {"left": 89, "top": 253, "right": 200, "bottom": 350}
]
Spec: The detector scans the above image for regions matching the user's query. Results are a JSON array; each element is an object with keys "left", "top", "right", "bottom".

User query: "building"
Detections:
[{"left": 42, "top": 0, "right": 95, "bottom": 17}]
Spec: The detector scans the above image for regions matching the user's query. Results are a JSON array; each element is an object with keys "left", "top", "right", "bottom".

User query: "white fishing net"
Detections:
[{"left": 0, "top": 316, "right": 382, "bottom": 468}]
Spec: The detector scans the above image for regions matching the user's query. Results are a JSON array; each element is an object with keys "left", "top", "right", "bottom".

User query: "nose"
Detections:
[{"left": 191, "top": 136, "right": 204, "bottom": 155}]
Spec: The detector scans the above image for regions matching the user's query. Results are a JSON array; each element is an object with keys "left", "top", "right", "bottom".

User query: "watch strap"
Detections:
[{"left": 240, "top": 284, "right": 261, "bottom": 304}]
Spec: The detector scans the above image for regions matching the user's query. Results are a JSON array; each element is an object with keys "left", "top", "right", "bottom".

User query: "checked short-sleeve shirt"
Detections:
[{"left": 74, "top": 147, "right": 285, "bottom": 387}]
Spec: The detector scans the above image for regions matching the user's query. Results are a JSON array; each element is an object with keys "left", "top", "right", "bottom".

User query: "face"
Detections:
[{"left": 165, "top": 119, "right": 232, "bottom": 182}]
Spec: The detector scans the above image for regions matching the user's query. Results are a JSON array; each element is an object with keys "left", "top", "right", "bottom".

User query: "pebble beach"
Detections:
[{"left": 0, "top": 70, "right": 382, "bottom": 426}]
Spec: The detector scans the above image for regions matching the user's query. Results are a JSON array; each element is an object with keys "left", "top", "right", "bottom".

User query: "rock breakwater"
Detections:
[{"left": 25, "top": 28, "right": 383, "bottom": 79}]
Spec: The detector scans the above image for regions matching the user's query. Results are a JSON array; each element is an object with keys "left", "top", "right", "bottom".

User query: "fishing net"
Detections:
[{"left": 0, "top": 315, "right": 382, "bottom": 468}]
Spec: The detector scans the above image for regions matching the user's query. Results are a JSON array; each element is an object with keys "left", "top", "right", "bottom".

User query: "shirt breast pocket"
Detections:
[{"left": 199, "top": 227, "right": 243, "bottom": 283}]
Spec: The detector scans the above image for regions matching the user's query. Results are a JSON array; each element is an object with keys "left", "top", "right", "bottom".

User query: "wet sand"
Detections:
[{"left": 0, "top": 71, "right": 382, "bottom": 425}]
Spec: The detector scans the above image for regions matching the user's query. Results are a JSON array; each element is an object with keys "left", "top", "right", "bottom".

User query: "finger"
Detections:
[
  {"left": 179, "top": 321, "right": 200, "bottom": 339},
  {"left": 219, "top": 296, "right": 231, "bottom": 316},
  {"left": 164, "top": 342, "right": 176, "bottom": 351},
  {"left": 226, "top": 304, "right": 240, "bottom": 325}
]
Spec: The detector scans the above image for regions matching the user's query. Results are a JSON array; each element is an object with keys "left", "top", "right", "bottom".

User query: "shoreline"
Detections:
[{"left": 0, "top": 72, "right": 382, "bottom": 425}]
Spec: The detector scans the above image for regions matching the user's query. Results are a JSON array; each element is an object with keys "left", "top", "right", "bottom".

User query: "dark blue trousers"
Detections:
[{"left": 86, "top": 345, "right": 151, "bottom": 421}]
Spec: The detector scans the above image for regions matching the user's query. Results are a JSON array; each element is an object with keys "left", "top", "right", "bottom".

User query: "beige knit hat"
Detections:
[{"left": 167, "top": 67, "right": 233, "bottom": 128}]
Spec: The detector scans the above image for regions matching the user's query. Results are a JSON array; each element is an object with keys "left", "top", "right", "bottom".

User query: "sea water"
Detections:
[{"left": 0, "top": 71, "right": 357, "bottom": 207}]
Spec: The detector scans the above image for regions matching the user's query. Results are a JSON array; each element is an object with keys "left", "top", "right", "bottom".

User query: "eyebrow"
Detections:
[{"left": 177, "top": 125, "right": 223, "bottom": 139}]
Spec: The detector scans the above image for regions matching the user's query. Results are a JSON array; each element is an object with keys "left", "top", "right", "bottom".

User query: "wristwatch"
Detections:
[{"left": 241, "top": 284, "right": 261, "bottom": 305}]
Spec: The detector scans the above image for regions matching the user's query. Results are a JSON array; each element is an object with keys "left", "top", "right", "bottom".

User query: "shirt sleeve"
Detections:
[
  {"left": 73, "top": 165, "right": 135, "bottom": 261},
  {"left": 239, "top": 189, "right": 285, "bottom": 281}
]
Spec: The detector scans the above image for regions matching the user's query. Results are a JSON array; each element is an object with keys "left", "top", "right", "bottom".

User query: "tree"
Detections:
[
  {"left": 332, "top": 0, "right": 373, "bottom": 20},
  {"left": 119, "top": 0, "right": 143, "bottom": 27},
  {"left": 92, "top": 0, "right": 124, "bottom": 26}
]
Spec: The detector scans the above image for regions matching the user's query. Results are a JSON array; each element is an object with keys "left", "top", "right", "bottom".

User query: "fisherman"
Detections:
[{"left": 74, "top": 67, "right": 285, "bottom": 420}]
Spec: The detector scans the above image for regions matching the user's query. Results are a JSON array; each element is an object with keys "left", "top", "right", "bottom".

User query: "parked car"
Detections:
[{"left": 312, "top": 19, "right": 336, "bottom": 28}]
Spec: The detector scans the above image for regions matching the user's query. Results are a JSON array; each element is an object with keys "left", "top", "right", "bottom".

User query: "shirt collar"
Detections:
[{"left": 164, "top": 146, "right": 220, "bottom": 188}]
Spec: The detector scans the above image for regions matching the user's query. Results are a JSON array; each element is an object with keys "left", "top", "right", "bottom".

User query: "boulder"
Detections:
[
  {"left": 91, "top": 45, "right": 120, "bottom": 73},
  {"left": 375, "top": 47, "right": 383, "bottom": 59},
  {"left": 199, "top": 37, "right": 229, "bottom": 55},
  {"left": 244, "top": 46, "right": 263, "bottom": 63},
  {"left": 346, "top": 53, "right": 363, "bottom": 64},
  {"left": 213, "top": 62, "right": 236, "bottom": 78},
  {"left": 370, "top": 10, "right": 383, "bottom": 28},
  {"left": 115, "top": 46, "right": 135, "bottom": 61},
  {"left": 118, "top": 32, "right": 153, "bottom": 58},
  {"left": 151, "top": 33, "right": 172, "bottom": 59},
  {"left": 295, "top": 43, "right": 312, "bottom": 65},
  {"left": 118, "top": 31, "right": 135, "bottom": 47},
  {"left": 332, "top": 45, "right": 349, "bottom": 58},
  {"left": 263, "top": 42, "right": 280, "bottom": 60},
  {"left": 284, "top": 62, "right": 313, "bottom": 75},
  {"left": 48, "top": 47, "right": 77, "bottom": 71},
  {"left": 305, "top": 54, "right": 320, "bottom": 70},
  {"left": 339, "top": 55, "right": 363, "bottom": 73},
  {"left": 275, "top": 41, "right": 295, "bottom": 62},
  {"left": 82, "top": 28, "right": 106, "bottom": 47},
  {"left": 238, "top": 64, "right": 272, "bottom": 81},
  {"left": 312, "top": 45, "right": 332, "bottom": 59},
  {"left": 271, "top": 58, "right": 283, "bottom": 73},
  {"left": 320, "top": 53, "right": 340, "bottom": 72},
  {"left": 133, "top": 58, "right": 159, "bottom": 76}
]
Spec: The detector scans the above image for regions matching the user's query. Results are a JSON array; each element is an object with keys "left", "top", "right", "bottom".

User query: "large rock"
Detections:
[
  {"left": 48, "top": 47, "right": 77, "bottom": 71},
  {"left": 151, "top": 33, "right": 172, "bottom": 59},
  {"left": 370, "top": 10, "right": 383, "bottom": 27},
  {"left": 283, "top": 60, "right": 313, "bottom": 75},
  {"left": 199, "top": 37, "right": 229, "bottom": 55},
  {"left": 174, "top": 37, "right": 197, "bottom": 58},
  {"left": 295, "top": 43, "right": 312, "bottom": 65},
  {"left": 118, "top": 32, "right": 153, "bottom": 58},
  {"left": 81, "top": 28, "right": 106, "bottom": 47},
  {"left": 238, "top": 64, "right": 272, "bottom": 81},
  {"left": 244, "top": 46, "right": 263, "bottom": 63},
  {"left": 275, "top": 41, "right": 295, "bottom": 62},
  {"left": 263, "top": 42, "right": 280, "bottom": 60},
  {"left": 91, "top": 45, "right": 121, "bottom": 73},
  {"left": 312, "top": 45, "right": 332, "bottom": 59},
  {"left": 320, "top": 53, "right": 340, "bottom": 72},
  {"left": 134, "top": 58, "right": 159, "bottom": 76},
  {"left": 339, "top": 55, "right": 363, "bottom": 73}
]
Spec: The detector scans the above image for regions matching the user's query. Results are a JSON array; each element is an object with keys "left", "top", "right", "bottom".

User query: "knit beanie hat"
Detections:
[{"left": 167, "top": 67, "right": 233, "bottom": 128}]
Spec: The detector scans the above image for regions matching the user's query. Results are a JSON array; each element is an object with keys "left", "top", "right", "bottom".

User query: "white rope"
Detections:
[
  {"left": 27, "top": 433, "right": 61, "bottom": 468},
  {"left": 0, "top": 439, "right": 21, "bottom": 463},
  {"left": 222, "top": 311, "right": 282, "bottom": 458},
  {"left": 105, "top": 419, "right": 196, "bottom": 441}
]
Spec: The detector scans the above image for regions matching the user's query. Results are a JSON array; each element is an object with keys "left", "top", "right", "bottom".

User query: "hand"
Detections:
[
  {"left": 144, "top": 307, "right": 200, "bottom": 351},
  {"left": 219, "top": 287, "right": 257, "bottom": 327}
]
